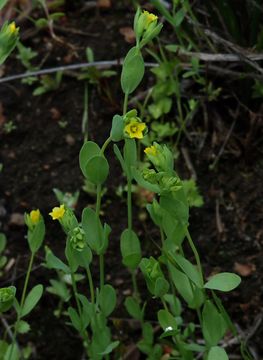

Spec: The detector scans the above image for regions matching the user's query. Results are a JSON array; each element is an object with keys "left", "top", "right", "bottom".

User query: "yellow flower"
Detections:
[
  {"left": 124, "top": 119, "right": 146, "bottom": 139},
  {"left": 143, "top": 10, "right": 158, "bottom": 27},
  {"left": 144, "top": 145, "right": 157, "bottom": 156},
  {"left": 29, "top": 209, "right": 41, "bottom": 224},
  {"left": 49, "top": 204, "right": 65, "bottom": 220},
  {"left": 8, "top": 22, "right": 17, "bottom": 34}
]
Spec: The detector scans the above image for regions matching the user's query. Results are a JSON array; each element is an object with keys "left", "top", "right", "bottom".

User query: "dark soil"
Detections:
[{"left": 0, "top": 2, "right": 262, "bottom": 359}]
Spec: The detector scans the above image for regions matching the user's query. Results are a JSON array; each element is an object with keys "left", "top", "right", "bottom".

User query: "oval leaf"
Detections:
[
  {"left": 85, "top": 155, "right": 109, "bottom": 185},
  {"left": 21, "top": 284, "right": 43, "bottom": 317},
  {"left": 121, "top": 47, "right": 145, "bottom": 95},
  {"left": 79, "top": 141, "right": 100, "bottom": 177},
  {"left": 99, "top": 284, "right": 116, "bottom": 316},
  {"left": 208, "top": 346, "right": 229, "bottom": 360},
  {"left": 204, "top": 272, "right": 241, "bottom": 292}
]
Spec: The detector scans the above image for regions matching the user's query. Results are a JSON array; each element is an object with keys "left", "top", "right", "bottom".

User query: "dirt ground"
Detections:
[{"left": 0, "top": 1, "right": 262, "bottom": 359}]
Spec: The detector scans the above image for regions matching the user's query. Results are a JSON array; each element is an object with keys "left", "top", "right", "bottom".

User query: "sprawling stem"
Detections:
[
  {"left": 8, "top": 252, "right": 35, "bottom": 360},
  {"left": 123, "top": 92, "right": 129, "bottom": 115},
  {"left": 185, "top": 228, "right": 204, "bottom": 285},
  {"left": 86, "top": 267, "right": 95, "bottom": 304},
  {"left": 127, "top": 177, "right": 132, "bottom": 230},
  {"left": 95, "top": 136, "right": 112, "bottom": 290}
]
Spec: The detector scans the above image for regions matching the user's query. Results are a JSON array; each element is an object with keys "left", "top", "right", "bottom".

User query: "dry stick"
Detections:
[
  {"left": 2, "top": 57, "right": 263, "bottom": 85},
  {"left": 181, "top": 146, "right": 197, "bottom": 180},
  {"left": 0, "top": 60, "right": 158, "bottom": 84},
  {"left": 177, "top": 50, "right": 263, "bottom": 62},
  {"left": 210, "top": 118, "right": 237, "bottom": 169}
]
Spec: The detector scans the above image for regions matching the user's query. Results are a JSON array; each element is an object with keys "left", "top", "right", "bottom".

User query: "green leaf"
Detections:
[
  {"left": 113, "top": 144, "right": 128, "bottom": 175},
  {"left": 0, "top": 0, "right": 8, "bottom": 10},
  {"left": 110, "top": 115, "right": 124, "bottom": 142},
  {"left": 81, "top": 207, "right": 107, "bottom": 255},
  {"left": 17, "top": 320, "right": 30, "bottom": 334},
  {"left": 170, "top": 253, "right": 203, "bottom": 288},
  {"left": 204, "top": 272, "right": 241, "bottom": 292},
  {"left": 208, "top": 346, "right": 229, "bottom": 360},
  {"left": 21, "top": 284, "right": 43, "bottom": 317},
  {"left": 168, "top": 264, "right": 204, "bottom": 309},
  {"left": 98, "top": 284, "right": 116, "bottom": 317},
  {"left": 35, "top": 18, "right": 48, "bottom": 28},
  {"left": 45, "top": 246, "right": 70, "bottom": 273},
  {"left": 99, "top": 341, "right": 119, "bottom": 355},
  {"left": 4, "top": 343, "right": 19, "bottom": 360},
  {"left": 158, "top": 309, "right": 178, "bottom": 332},
  {"left": 124, "top": 138, "right": 137, "bottom": 170},
  {"left": 68, "top": 306, "right": 82, "bottom": 332},
  {"left": 202, "top": 300, "right": 228, "bottom": 347},
  {"left": 142, "top": 322, "right": 153, "bottom": 345},
  {"left": 124, "top": 296, "right": 143, "bottom": 321},
  {"left": 47, "top": 279, "right": 70, "bottom": 302},
  {"left": 79, "top": 141, "right": 100, "bottom": 177},
  {"left": 85, "top": 155, "right": 109, "bottom": 185},
  {"left": 173, "top": 8, "right": 185, "bottom": 27},
  {"left": 132, "top": 167, "right": 160, "bottom": 193},
  {"left": 27, "top": 219, "right": 45, "bottom": 253},
  {"left": 121, "top": 47, "right": 145, "bottom": 95},
  {"left": 154, "top": 277, "right": 169, "bottom": 297},
  {"left": 0, "top": 233, "right": 7, "bottom": 253},
  {"left": 120, "top": 229, "right": 141, "bottom": 270},
  {"left": 160, "top": 195, "right": 189, "bottom": 225}
]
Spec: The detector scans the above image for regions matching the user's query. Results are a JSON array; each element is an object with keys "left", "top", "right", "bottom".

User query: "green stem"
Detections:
[
  {"left": 82, "top": 82, "right": 89, "bottom": 142},
  {"left": 70, "top": 272, "right": 90, "bottom": 347},
  {"left": 123, "top": 92, "right": 129, "bottom": 115},
  {"left": 21, "top": 252, "right": 35, "bottom": 308},
  {"left": 96, "top": 184, "right": 102, "bottom": 218},
  {"left": 185, "top": 228, "right": 204, "bottom": 285},
  {"left": 161, "top": 297, "right": 169, "bottom": 312},
  {"left": 8, "top": 252, "right": 35, "bottom": 360},
  {"left": 131, "top": 270, "right": 139, "bottom": 300},
  {"left": 127, "top": 176, "right": 132, "bottom": 230},
  {"left": 86, "top": 267, "right": 95, "bottom": 304},
  {"left": 99, "top": 254, "right": 104, "bottom": 289},
  {"left": 100, "top": 136, "right": 112, "bottom": 154},
  {"left": 70, "top": 272, "right": 82, "bottom": 316},
  {"left": 95, "top": 183, "right": 104, "bottom": 289}
]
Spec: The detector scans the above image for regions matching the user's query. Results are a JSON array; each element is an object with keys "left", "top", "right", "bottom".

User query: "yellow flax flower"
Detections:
[
  {"left": 29, "top": 209, "right": 41, "bottom": 224},
  {"left": 144, "top": 145, "right": 157, "bottom": 156},
  {"left": 124, "top": 119, "right": 146, "bottom": 139},
  {"left": 143, "top": 10, "right": 158, "bottom": 27},
  {"left": 8, "top": 22, "right": 17, "bottom": 34},
  {"left": 49, "top": 204, "right": 65, "bottom": 220}
]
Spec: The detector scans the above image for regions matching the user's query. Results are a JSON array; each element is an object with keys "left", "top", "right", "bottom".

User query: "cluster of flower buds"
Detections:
[
  {"left": 0, "top": 286, "right": 16, "bottom": 313},
  {"left": 140, "top": 257, "right": 169, "bottom": 297},
  {"left": 134, "top": 8, "right": 163, "bottom": 48},
  {"left": 69, "top": 226, "right": 86, "bottom": 252}
]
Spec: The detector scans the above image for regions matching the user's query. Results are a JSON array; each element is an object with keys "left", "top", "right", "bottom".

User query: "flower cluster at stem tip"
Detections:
[{"left": 49, "top": 204, "right": 65, "bottom": 220}]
